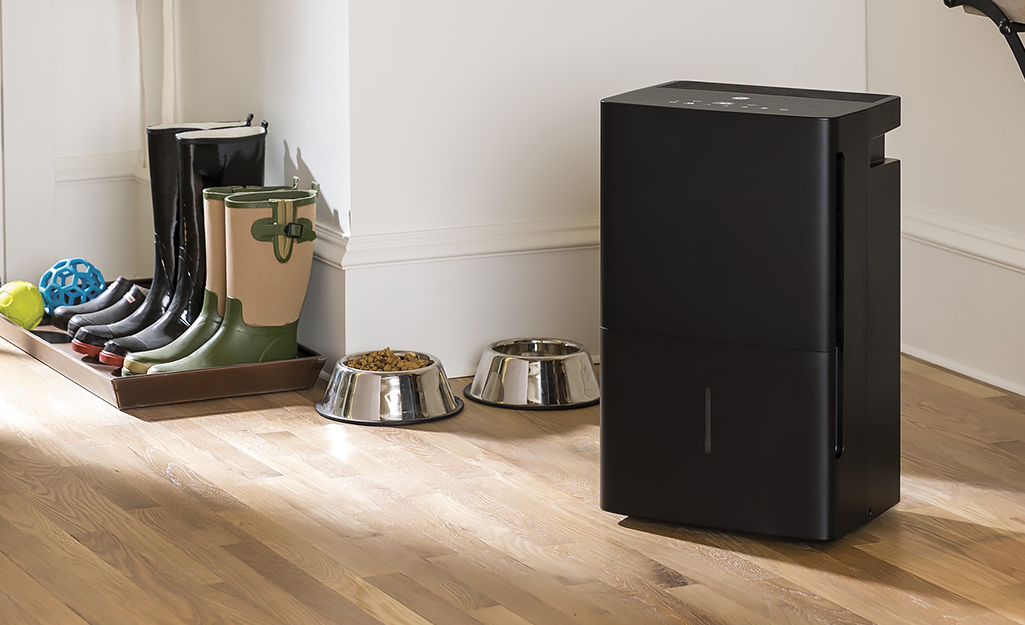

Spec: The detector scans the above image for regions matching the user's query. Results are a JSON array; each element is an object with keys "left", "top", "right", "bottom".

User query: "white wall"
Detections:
[
  {"left": 174, "top": 0, "right": 351, "bottom": 369},
  {"left": 2, "top": 0, "right": 869, "bottom": 380},
  {"left": 348, "top": 0, "right": 867, "bottom": 238},
  {"left": 868, "top": 0, "right": 1025, "bottom": 393},
  {"left": 344, "top": 0, "right": 869, "bottom": 375},
  {"left": 2, "top": 0, "right": 144, "bottom": 287},
  {"left": 174, "top": 0, "right": 350, "bottom": 237},
  {"left": 1, "top": 0, "right": 55, "bottom": 284}
]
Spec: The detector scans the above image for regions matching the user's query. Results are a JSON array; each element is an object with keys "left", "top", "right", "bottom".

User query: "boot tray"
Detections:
[{"left": 0, "top": 315, "right": 326, "bottom": 410}]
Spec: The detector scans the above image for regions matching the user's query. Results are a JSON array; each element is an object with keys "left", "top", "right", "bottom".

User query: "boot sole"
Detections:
[
  {"left": 98, "top": 351, "right": 126, "bottom": 367},
  {"left": 121, "top": 359, "right": 152, "bottom": 376},
  {"left": 71, "top": 339, "right": 103, "bottom": 358}
]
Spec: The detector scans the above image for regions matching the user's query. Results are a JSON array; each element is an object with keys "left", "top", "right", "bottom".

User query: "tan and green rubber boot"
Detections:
[
  {"left": 147, "top": 183, "right": 318, "bottom": 373},
  {"left": 122, "top": 178, "right": 300, "bottom": 375}
]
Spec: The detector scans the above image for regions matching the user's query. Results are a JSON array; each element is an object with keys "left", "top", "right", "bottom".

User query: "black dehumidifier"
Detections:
[{"left": 599, "top": 81, "right": 901, "bottom": 540}]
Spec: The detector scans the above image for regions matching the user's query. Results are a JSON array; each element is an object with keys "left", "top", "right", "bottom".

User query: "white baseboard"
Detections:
[
  {"left": 900, "top": 211, "right": 1025, "bottom": 397},
  {"left": 313, "top": 227, "right": 347, "bottom": 268},
  {"left": 54, "top": 151, "right": 142, "bottom": 185},
  {"left": 901, "top": 203, "right": 1025, "bottom": 275},
  {"left": 342, "top": 217, "right": 599, "bottom": 270},
  {"left": 343, "top": 246, "right": 600, "bottom": 377},
  {"left": 901, "top": 343, "right": 1025, "bottom": 398}
]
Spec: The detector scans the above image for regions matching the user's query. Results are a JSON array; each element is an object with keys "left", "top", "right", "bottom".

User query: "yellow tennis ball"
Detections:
[{"left": 0, "top": 281, "right": 45, "bottom": 330}]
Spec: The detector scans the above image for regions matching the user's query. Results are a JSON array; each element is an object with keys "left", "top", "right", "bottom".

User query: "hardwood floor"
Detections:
[{"left": 1, "top": 338, "right": 1024, "bottom": 624}]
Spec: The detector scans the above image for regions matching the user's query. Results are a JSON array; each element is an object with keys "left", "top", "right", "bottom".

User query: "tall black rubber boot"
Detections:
[
  {"left": 72, "top": 116, "right": 254, "bottom": 359},
  {"left": 98, "top": 123, "right": 268, "bottom": 367}
]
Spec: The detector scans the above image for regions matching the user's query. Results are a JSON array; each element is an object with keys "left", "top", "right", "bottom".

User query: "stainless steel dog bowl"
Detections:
[
  {"left": 464, "top": 338, "right": 600, "bottom": 409},
  {"left": 316, "top": 351, "right": 463, "bottom": 425}
]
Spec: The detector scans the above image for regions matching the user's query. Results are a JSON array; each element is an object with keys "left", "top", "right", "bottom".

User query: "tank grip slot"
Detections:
[
  {"left": 835, "top": 151, "right": 845, "bottom": 460},
  {"left": 704, "top": 387, "right": 712, "bottom": 455}
]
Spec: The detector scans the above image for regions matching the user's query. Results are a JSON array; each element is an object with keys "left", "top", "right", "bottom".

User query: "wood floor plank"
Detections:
[
  {"left": 351, "top": 533, "right": 500, "bottom": 614},
  {"left": 0, "top": 589, "right": 47, "bottom": 625},
  {"left": 160, "top": 419, "right": 285, "bottom": 480},
  {"left": 178, "top": 462, "right": 475, "bottom": 625},
  {"left": 570, "top": 580, "right": 699, "bottom": 625},
  {"left": 223, "top": 540, "right": 389, "bottom": 625},
  {"left": 759, "top": 534, "right": 1015, "bottom": 624},
  {"left": 426, "top": 552, "right": 603, "bottom": 625},
  {"left": 65, "top": 462, "right": 161, "bottom": 511},
  {"left": 70, "top": 528, "right": 270, "bottom": 625},
  {"left": 83, "top": 451, "right": 251, "bottom": 547},
  {"left": 378, "top": 495, "right": 655, "bottom": 625},
  {"left": 218, "top": 513, "right": 438, "bottom": 625},
  {"left": 469, "top": 604, "right": 538, "bottom": 625},
  {"left": 4, "top": 334, "right": 1025, "bottom": 624},
  {"left": 575, "top": 520, "right": 868, "bottom": 625},
  {"left": 0, "top": 493, "right": 189, "bottom": 625},
  {"left": 670, "top": 583, "right": 778, "bottom": 625},
  {"left": 959, "top": 584, "right": 1025, "bottom": 624},
  {"left": 110, "top": 435, "right": 248, "bottom": 514},
  {"left": 0, "top": 445, "right": 224, "bottom": 587},
  {"left": 902, "top": 370, "right": 1024, "bottom": 444},
  {"left": 0, "top": 550, "right": 89, "bottom": 625},
  {"left": 901, "top": 356, "right": 1006, "bottom": 398},
  {"left": 128, "top": 507, "right": 344, "bottom": 625},
  {"left": 366, "top": 572, "right": 488, "bottom": 625},
  {"left": 257, "top": 429, "right": 357, "bottom": 478},
  {"left": 856, "top": 510, "right": 1024, "bottom": 589}
]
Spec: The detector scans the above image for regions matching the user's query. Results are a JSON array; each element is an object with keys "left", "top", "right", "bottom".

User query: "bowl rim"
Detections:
[
  {"left": 485, "top": 337, "right": 590, "bottom": 360},
  {"left": 336, "top": 349, "right": 441, "bottom": 374}
]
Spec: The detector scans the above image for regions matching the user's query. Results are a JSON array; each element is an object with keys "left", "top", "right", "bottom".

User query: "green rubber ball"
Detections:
[{"left": 0, "top": 280, "right": 45, "bottom": 330}]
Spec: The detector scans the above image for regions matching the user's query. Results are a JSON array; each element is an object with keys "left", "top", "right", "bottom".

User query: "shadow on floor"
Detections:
[
  {"left": 126, "top": 382, "right": 327, "bottom": 423},
  {"left": 399, "top": 378, "right": 600, "bottom": 442},
  {"left": 618, "top": 508, "right": 1025, "bottom": 602}
]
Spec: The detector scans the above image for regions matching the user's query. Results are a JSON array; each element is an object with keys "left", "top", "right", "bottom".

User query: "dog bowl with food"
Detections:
[{"left": 316, "top": 348, "right": 463, "bottom": 425}]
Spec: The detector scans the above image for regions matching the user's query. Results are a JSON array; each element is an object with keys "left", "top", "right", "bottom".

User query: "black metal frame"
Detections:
[{"left": 945, "top": 0, "right": 1025, "bottom": 81}]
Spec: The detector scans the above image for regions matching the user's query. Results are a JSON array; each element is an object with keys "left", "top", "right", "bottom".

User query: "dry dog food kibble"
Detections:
[{"left": 345, "top": 347, "right": 432, "bottom": 372}]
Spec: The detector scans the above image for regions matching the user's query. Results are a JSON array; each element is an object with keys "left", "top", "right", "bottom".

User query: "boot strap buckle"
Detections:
[
  {"left": 251, "top": 214, "right": 317, "bottom": 263},
  {"left": 283, "top": 222, "right": 305, "bottom": 239}
]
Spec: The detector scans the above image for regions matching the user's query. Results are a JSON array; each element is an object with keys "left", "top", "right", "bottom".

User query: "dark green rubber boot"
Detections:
[
  {"left": 147, "top": 297, "right": 299, "bottom": 373},
  {"left": 146, "top": 184, "right": 318, "bottom": 373},
  {"left": 121, "top": 290, "right": 223, "bottom": 375}
]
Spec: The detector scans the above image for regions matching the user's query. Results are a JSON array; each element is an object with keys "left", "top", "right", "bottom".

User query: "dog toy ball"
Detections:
[
  {"left": 0, "top": 281, "right": 45, "bottom": 330},
  {"left": 39, "top": 258, "right": 105, "bottom": 314}
]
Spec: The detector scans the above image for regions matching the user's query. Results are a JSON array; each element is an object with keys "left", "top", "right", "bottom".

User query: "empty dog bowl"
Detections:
[
  {"left": 316, "top": 350, "right": 463, "bottom": 425},
  {"left": 464, "top": 338, "right": 600, "bottom": 409}
]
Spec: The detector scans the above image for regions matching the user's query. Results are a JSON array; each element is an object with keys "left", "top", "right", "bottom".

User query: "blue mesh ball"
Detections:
[{"left": 38, "top": 258, "right": 105, "bottom": 315}]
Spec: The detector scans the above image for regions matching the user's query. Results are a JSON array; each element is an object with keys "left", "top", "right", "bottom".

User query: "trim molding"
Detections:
[
  {"left": 341, "top": 217, "right": 600, "bottom": 270},
  {"left": 901, "top": 343, "right": 1025, "bottom": 398},
  {"left": 54, "top": 151, "right": 142, "bottom": 185},
  {"left": 53, "top": 151, "right": 349, "bottom": 269},
  {"left": 313, "top": 227, "right": 347, "bottom": 268},
  {"left": 901, "top": 203, "right": 1025, "bottom": 275},
  {"left": 133, "top": 162, "right": 151, "bottom": 185}
]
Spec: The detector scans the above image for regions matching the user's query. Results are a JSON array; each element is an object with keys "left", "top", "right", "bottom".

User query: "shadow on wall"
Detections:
[
  {"left": 283, "top": 141, "right": 345, "bottom": 235},
  {"left": 281, "top": 140, "right": 348, "bottom": 372}
]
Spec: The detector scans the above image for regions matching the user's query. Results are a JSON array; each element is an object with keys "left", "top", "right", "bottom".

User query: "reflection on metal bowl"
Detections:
[
  {"left": 464, "top": 338, "right": 600, "bottom": 410},
  {"left": 316, "top": 351, "right": 463, "bottom": 425}
]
